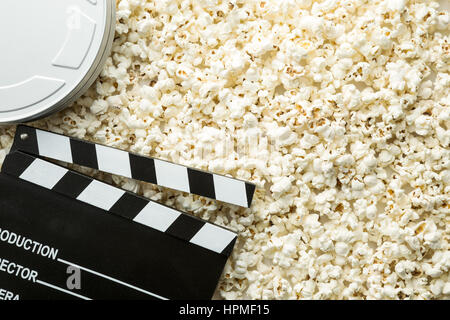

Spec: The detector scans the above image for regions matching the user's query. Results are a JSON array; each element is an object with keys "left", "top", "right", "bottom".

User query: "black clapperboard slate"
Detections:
[{"left": 0, "top": 125, "right": 256, "bottom": 300}]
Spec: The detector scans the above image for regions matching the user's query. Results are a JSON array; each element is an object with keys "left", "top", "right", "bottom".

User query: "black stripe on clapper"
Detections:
[
  {"left": 129, "top": 153, "right": 157, "bottom": 185},
  {"left": 70, "top": 139, "right": 99, "bottom": 170},
  {"left": 10, "top": 125, "right": 39, "bottom": 155},
  {"left": 165, "top": 215, "right": 206, "bottom": 242},
  {"left": 245, "top": 183, "right": 256, "bottom": 208},
  {"left": 52, "top": 171, "right": 92, "bottom": 199},
  {"left": 187, "top": 168, "right": 216, "bottom": 200},
  {"left": 110, "top": 193, "right": 149, "bottom": 220},
  {"left": 0, "top": 151, "right": 35, "bottom": 177}
]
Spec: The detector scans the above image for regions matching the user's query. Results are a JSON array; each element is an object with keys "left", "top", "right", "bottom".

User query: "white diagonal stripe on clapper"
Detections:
[
  {"left": 190, "top": 223, "right": 236, "bottom": 254},
  {"left": 133, "top": 202, "right": 181, "bottom": 232},
  {"left": 36, "top": 129, "right": 73, "bottom": 163},
  {"left": 77, "top": 180, "right": 125, "bottom": 211},
  {"left": 95, "top": 144, "right": 132, "bottom": 178},
  {"left": 154, "top": 159, "right": 190, "bottom": 193},
  {"left": 212, "top": 175, "right": 248, "bottom": 207},
  {"left": 19, "top": 158, "right": 68, "bottom": 190}
]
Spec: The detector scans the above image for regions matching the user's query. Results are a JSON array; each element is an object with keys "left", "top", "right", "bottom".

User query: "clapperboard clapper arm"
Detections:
[{"left": 0, "top": 125, "right": 256, "bottom": 300}]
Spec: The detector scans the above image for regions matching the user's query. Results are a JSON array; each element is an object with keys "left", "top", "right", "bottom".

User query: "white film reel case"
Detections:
[{"left": 0, "top": 0, "right": 115, "bottom": 124}]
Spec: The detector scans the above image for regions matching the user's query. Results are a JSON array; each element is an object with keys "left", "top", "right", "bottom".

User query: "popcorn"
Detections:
[
  {"left": 443, "top": 283, "right": 450, "bottom": 296},
  {"left": 386, "top": 0, "right": 407, "bottom": 12},
  {"left": 0, "top": 0, "right": 444, "bottom": 300},
  {"left": 270, "top": 176, "right": 293, "bottom": 195},
  {"left": 300, "top": 133, "right": 319, "bottom": 149},
  {"left": 335, "top": 242, "right": 350, "bottom": 257},
  {"left": 378, "top": 150, "right": 394, "bottom": 166},
  {"left": 436, "top": 11, "right": 449, "bottom": 30},
  {"left": 90, "top": 99, "right": 109, "bottom": 115},
  {"left": 386, "top": 60, "right": 422, "bottom": 92}
]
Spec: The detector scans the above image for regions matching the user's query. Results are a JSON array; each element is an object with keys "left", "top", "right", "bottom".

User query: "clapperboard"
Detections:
[{"left": 0, "top": 125, "right": 255, "bottom": 300}]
